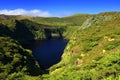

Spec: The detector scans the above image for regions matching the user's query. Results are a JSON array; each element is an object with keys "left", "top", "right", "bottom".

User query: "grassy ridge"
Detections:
[{"left": 47, "top": 12, "right": 120, "bottom": 80}]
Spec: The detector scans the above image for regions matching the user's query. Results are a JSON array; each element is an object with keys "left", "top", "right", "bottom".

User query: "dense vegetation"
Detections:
[
  {"left": 0, "top": 12, "right": 120, "bottom": 80},
  {"left": 0, "top": 37, "right": 43, "bottom": 80}
]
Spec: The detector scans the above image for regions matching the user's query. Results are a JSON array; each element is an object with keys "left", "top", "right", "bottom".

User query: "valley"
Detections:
[{"left": 0, "top": 12, "right": 120, "bottom": 80}]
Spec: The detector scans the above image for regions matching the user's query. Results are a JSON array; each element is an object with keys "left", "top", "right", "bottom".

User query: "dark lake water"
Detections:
[{"left": 32, "top": 39, "right": 68, "bottom": 69}]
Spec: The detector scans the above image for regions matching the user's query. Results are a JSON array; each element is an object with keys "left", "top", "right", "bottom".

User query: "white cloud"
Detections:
[
  {"left": 0, "top": 9, "right": 52, "bottom": 17},
  {"left": 0, "top": 9, "right": 73, "bottom": 17},
  {"left": 56, "top": 12, "right": 72, "bottom": 17}
]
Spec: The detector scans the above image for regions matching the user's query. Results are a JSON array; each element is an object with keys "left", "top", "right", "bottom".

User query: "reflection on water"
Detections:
[{"left": 32, "top": 39, "right": 68, "bottom": 69}]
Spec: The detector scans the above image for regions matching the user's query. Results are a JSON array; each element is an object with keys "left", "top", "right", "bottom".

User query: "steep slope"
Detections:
[
  {"left": 46, "top": 12, "right": 120, "bottom": 80},
  {"left": 0, "top": 37, "right": 43, "bottom": 80}
]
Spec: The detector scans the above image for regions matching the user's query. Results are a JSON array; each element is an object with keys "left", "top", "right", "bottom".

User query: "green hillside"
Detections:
[
  {"left": 46, "top": 12, "right": 120, "bottom": 80},
  {"left": 0, "top": 12, "right": 120, "bottom": 80}
]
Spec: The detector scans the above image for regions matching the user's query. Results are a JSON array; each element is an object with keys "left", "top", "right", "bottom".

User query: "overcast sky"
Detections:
[{"left": 0, "top": 0, "right": 120, "bottom": 17}]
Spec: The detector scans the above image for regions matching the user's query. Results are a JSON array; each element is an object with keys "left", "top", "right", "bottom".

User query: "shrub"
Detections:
[{"left": 103, "top": 40, "right": 120, "bottom": 50}]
